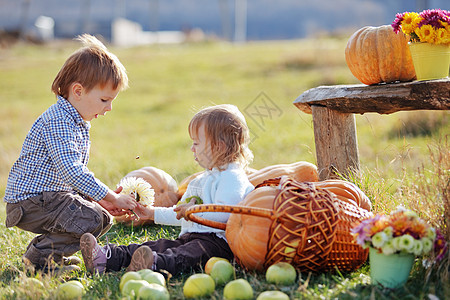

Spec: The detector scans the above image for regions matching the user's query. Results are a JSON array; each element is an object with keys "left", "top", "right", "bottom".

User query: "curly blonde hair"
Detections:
[{"left": 189, "top": 104, "right": 253, "bottom": 170}]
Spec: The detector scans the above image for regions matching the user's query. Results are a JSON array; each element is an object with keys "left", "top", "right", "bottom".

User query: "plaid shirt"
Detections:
[{"left": 4, "top": 96, "right": 109, "bottom": 203}]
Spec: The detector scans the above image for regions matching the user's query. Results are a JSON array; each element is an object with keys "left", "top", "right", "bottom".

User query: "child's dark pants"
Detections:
[
  {"left": 106, "top": 232, "right": 234, "bottom": 276},
  {"left": 5, "top": 191, "right": 112, "bottom": 267}
]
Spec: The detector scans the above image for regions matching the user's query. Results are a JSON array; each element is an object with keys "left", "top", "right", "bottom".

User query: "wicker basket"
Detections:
[{"left": 186, "top": 176, "right": 372, "bottom": 273}]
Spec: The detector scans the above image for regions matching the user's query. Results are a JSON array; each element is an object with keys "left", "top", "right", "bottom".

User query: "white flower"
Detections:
[
  {"left": 383, "top": 226, "right": 394, "bottom": 238},
  {"left": 392, "top": 236, "right": 402, "bottom": 252},
  {"left": 118, "top": 177, "right": 155, "bottom": 207},
  {"left": 398, "top": 234, "right": 415, "bottom": 252},
  {"left": 426, "top": 227, "right": 436, "bottom": 240},
  {"left": 421, "top": 237, "right": 433, "bottom": 254},
  {"left": 372, "top": 231, "right": 388, "bottom": 248},
  {"left": 381, "top": 239, "right": 396, "bottom": 255},
  {"left": 413, "top": 239, "right": 423, "bottom": 256}
]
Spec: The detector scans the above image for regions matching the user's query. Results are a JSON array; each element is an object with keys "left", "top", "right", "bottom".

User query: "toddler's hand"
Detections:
[
  {"left": 174, "top": 198, "right": 197, "bottom": 220},
  {"left": 132, "top": 203, "right": 155, "bottom": 221}
]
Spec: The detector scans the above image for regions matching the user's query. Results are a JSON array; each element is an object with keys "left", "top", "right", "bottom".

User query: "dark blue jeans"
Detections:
[{"left": 106, "top": 232, "right": 234, "bottom": 276}]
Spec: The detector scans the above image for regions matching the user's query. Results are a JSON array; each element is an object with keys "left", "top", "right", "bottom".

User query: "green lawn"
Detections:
[{"left": 0, "top": 37, "right": 448, "bottom": 299}]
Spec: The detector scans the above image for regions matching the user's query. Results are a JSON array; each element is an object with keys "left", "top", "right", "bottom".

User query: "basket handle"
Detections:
[{"left": 185, "top": 204, "right": 275, "bottom": 230}]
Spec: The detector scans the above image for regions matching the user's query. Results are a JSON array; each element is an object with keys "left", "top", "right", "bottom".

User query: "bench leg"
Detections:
[{"left": 311, "top": 105, "right": 360, "bottom": 180}]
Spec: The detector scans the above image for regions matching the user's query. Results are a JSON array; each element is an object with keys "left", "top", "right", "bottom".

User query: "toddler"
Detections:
[{"left": 81, "top": 104, "right": 254, "bottom": 276}]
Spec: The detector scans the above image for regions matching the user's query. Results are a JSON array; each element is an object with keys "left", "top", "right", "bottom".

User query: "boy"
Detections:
[{"left": 4, "top": 34, "right": 137, "bottom": 273}]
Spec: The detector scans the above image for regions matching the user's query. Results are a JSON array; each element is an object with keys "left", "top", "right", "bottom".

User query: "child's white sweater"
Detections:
[{"left": 154, "top": 163, "right": 254, "bottom": 240}]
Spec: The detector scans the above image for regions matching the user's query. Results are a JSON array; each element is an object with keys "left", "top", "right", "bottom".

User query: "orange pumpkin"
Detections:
[
  {"left": 345, "top": 25, "right": 416, "bottom": 85},
  {"left": 225, "top": 185, "right": 277, "bottom": 271},
  {"left": 247, "top": 161, "right": 318, "bottom": 187},
  {"left": 176, "top": 171, "right": 204, "bottom": 198},
  {"left": 312, "top": 180, "right": 372, "bottom": 211}
]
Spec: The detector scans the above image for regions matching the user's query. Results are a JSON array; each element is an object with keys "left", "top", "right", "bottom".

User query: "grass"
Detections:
[{"left": 0, "top": 37, "right": 449, "bottom": 299}]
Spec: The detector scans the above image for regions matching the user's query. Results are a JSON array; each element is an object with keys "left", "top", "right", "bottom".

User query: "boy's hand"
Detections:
[
  {"left": 102, "top": 186, "right": 137, "bottom": 214},
  {"left": 174, "top": 198, "right": 197, "bottom": 220},
  {"left": 98, "top": 199, "right": 128, "bottom": 216}
]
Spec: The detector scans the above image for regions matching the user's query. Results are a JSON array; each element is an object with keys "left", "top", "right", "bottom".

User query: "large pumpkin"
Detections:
[
  {"left": 345, "top": 25, "right": 416, "bottom": 85},
  {"left": 225, "top": 185, "right": 277, "bottom": 271}
]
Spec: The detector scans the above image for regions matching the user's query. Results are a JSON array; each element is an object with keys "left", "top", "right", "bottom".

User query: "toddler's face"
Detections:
[
  {"left": 73, "top": 82, "right": 119, "bottom": 121},
  {"left": 191, "top": 123, "right": 213, "bottom": 169}
]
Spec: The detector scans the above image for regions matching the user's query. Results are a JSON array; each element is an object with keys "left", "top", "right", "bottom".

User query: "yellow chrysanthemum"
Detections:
[
  {"left": 401, "top": 12, "right": 421, "bottom": 35},
  {"left": 118, "top": 177, "right": 155, "bottom": 207},
  {"left": 416, "top": 24, "right": 437, "bottom": 43},
  {"left": 435, "top": 25, "right": 450, "bottom": 45}
]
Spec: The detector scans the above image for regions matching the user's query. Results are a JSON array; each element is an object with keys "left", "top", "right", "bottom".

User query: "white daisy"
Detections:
[{"left": 118, "top": 177, "right": 155, "bottom": 207}]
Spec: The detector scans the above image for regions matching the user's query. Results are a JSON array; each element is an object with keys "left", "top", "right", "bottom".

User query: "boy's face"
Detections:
[
  {"left": 70, "top": 82, "right": 119, "bottom": 121},
  {"left": 191, "top": 123, "right": 213, "bottom": 169}
]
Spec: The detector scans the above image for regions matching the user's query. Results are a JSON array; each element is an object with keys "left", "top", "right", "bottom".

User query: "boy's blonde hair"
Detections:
[
  {"left": 189, "top": 104, "right": 253, "bottom": 169},
  {"left": 51, "top": 34, "right": 128, "bottom": 99}
]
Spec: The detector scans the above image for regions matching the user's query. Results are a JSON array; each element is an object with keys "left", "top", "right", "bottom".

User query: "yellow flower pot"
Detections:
[{"left": 408, "top": 42, "right": 450, "bottom": 81}]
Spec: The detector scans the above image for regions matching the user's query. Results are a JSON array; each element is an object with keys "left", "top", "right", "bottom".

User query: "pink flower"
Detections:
[
  {"left": 434, "top": 230, "right": 449, "bottom": 262},
  {"left": 392, "top": 12, "right": 406, "bottom": 33},
  {"left": 351, "top": 215, "right": 382, "bottom": 246},
  {"left": 419, "top": 9, "right": 449, "bottom": 29}
]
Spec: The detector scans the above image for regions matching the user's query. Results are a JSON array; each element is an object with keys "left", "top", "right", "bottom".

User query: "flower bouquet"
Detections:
[
  {"left": 351, "top": 206, "right": 448, "bottom": 288},
  {"left": 391, "top": 9, "right": 450, "bottom": 80},
  {"left": 392, "top": 9, "right": 450, "bottom": 45}
]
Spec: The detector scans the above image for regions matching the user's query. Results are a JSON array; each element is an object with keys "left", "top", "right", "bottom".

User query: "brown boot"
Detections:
[{"left": 126, "top": 246, "right": 154, "bottom": 272}]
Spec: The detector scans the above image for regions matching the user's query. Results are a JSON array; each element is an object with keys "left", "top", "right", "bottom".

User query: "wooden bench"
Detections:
[{"left": 293, "top": 79, "right": 450, "bottom": 180}]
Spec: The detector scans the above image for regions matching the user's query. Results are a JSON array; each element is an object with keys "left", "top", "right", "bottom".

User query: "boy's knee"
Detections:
[{"left": 87, "top": 204, "right": 112, "bottom": 237}]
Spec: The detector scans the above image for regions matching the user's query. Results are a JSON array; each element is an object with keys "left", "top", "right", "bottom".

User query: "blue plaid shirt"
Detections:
[{"left": 4, "top": 96, "right": 109, "bottom": 203}]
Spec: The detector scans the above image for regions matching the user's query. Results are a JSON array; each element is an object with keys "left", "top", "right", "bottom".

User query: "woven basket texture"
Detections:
[
  {"left": 263, "top": 176, "right": 371, "bottom": 273},
  {"left": 186, "top": 175, "right": 372, "bottom": 273}
]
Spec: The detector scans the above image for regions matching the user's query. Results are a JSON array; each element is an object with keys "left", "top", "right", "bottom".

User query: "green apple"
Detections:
[
  {"left": 142, "top": 271, "right": 166, "bottom": 287},
  {"left": 256, "top": 290, "right": 290, "bottom": 300},
  {"left": 265, "top": 262, "right": 297, "bottom": 286},
  {"left": 138, "top": 283, "right": 170, "bottom": 300},
  {"left": 183, "top": 273, "right": 215, "bottom": 299},
  {"left": 205, "top": 257, "right": 229, "bottom": 274},
  {"left": 56, "top": 280, "right": 85, "bottom": 300},
  {"left": 137, "top": 268, "right": 154, "bottom": 278},
  {"left": 120, "top": 271, "right": 142, "bottom": 291},
  {"left": 223, "top": 279, "right": 253, "bottom": 300},
  {"left": 210, "top": 260, "right": 235, "bottom": 285},
  {"left": 122, "top": 279, "right": 150, "bottom": 299}
]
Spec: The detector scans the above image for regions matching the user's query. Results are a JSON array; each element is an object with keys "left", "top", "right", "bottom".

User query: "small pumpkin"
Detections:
[
  {"left": 247, "top": 161, "right": 318, "bottom": 186},
  {"left": 115, "top": 166, "right": 180, "bottom": 226},
  {"left": 312, "top": 180, "right": 372, "bottom": 211},
  {"left": 345, "top": 25, "right": 416, "bottom": 85},
  {"left": 176, "top": 171, "right": 203, "bottom": 198}
]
